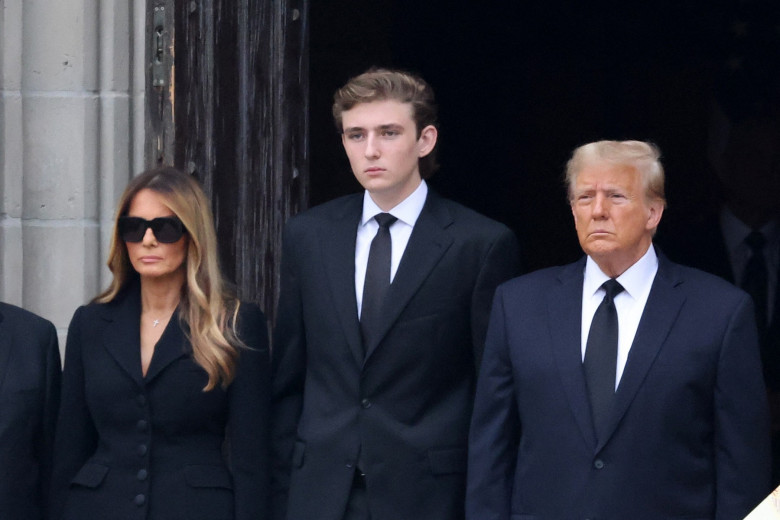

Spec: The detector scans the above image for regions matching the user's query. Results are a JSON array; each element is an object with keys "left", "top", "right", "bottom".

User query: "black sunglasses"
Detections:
[{"left": 117, "top": 216, "right": 186, "bottom": 244}]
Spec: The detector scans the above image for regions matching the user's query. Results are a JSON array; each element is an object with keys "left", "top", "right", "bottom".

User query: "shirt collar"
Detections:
[
  {"left": 720, "top": 205, "right": 779, "bottom": 252},
  {"left": 361, "top": 180, "right": 428, "bottom": 227},
  {"left": 584, "top": 244, "right": 658, "bottom": 300}
]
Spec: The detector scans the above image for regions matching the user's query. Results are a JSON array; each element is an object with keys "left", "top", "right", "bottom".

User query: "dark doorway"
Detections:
[{"left": 310, "top": 1, "right": 780, "bottom": 270}]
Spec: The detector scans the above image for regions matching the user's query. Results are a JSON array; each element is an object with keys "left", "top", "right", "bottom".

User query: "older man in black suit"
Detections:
[
  {"left": 467, "top": 140, "right": 770, "bottom": 520},
  {"left": 271, "top": 68, "right": 520, "bottom": 520},
  {"left": 0, "top": 301, "right": 61, "bottom": 519}
]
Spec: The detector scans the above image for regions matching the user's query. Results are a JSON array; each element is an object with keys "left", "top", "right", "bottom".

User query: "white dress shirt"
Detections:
[
  {"left": 355, "top": 181, "right": 428, "bottom": 319},
  {"left": 581, "top": 245, "right": 659, "bottom": 389}
]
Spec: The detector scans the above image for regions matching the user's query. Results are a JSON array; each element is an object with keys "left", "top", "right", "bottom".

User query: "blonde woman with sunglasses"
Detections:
[{"left": 50, "top": 167, "right": 270, "bottom": 520}]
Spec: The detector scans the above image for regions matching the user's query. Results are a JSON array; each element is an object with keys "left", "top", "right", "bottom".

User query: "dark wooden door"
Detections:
[{"left": 145, "top": 0, "right": 308, "bottom": 322}]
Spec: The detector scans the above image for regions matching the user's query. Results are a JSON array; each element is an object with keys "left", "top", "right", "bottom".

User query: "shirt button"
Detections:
[
  {"left": 136, "top": 419, "right": 148, "bottom": 432},
  {"left": 137, "top": 469, "right": 148, "bottom": 481},
  {"left": 361, "top": 398, "right": 371, "bottom": 409},
  {"left": 137, "top": 444, "right": 148, "bottom": 456},
  {"left": 593, "top": 459, "right": 605, "bottom": 470},
  {"left": 134, "top": 494, "right": 146, "bottom": 506}
]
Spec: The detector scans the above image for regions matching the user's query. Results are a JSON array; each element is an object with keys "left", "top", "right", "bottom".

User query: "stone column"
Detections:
[{"left": 0, "top": 0, "right": 145, "bottom": 349}]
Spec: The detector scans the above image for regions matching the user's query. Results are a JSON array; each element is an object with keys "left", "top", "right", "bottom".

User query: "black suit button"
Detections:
[
  {"left": 345, "top": 462, "right": 354, "bottom": 469},
  {"left": 137, "top": 444, "right": 148, "bottom": 456},
  {"left": 361, "top": 398, "right": 371, "bottom": 409},
  {"left": 593, "top": 459, "right": 605, "bottom": 469},
  {"left": 137, "top": 469, "right": 148, "bottom": 481},
  {"left": 136, "top": 395, "right": 146, "bottom": 406},
  {"left": 136, "top": 419, "right": 148, "bottom": 432},
  {"left": 134, "top": 494, "right": 146, "bottom": 506}
]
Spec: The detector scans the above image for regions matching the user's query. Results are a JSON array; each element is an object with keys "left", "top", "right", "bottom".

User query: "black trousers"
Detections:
[{"left": 343, "top": 471, "right": 370, "bottom": 520}]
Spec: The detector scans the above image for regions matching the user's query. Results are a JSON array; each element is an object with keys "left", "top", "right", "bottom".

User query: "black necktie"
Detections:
[
  {"left": 584, "top": 278, "right": 624, "bottom": 442},
  {"left": 742, "top": 230, "right": 768, "bottom": 337},
  {"left": 360, "top": 213, "right": 397, "bottom": 353}
]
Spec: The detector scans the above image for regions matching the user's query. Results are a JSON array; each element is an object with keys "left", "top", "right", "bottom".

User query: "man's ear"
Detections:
[
  {"left": 417, "top": 125, "right": 438, "bottom": 158},
  {"left": 646, "top": 199, "right": 664, "bottom": 231}
]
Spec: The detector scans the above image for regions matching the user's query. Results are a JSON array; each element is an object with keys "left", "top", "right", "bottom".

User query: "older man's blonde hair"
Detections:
[{"left": 565, "top": 140, "right": 666, "bottom": 207}]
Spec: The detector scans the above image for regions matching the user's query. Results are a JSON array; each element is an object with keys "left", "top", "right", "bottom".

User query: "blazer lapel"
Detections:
[
  {"left": 364, "top": 193, "right": 454, "bottom": 361},
  {"left": 321, "top": 196, "right": 364, "bottom": 366},
  {"left": 0, "top": 309, "right": 12, "bottom": 393},
  {"left": 144, "top": 313, "right": 188, "bottom": 383},
  {"left": 597, "top": 255, "right": 686, "bottom": 451},
  {"left": 100, "top": 284, "right": 145, "bottom": 387},
  {"left": 548, "top": 259, "right": 597, "bottom": 449}
]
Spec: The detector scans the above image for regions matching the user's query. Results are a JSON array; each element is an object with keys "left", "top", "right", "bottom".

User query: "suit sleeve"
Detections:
[
  {"left": 37, "top": 319, "right": 61, "bottom": 520},
  {"left": 228, "top": 303, "right": 271, "bottom": 520},
  {"left": 714, "top": 294, "right": 771, "bottom": 519},
  {"left": 270, "top": 224, "right": 307, "bottom": 520},
  {"left": 466, "top": 287, "right": 520, "bottom": 520},
  {"left": 50, "top": 306, "right": 98, "bottom": 519},
  {"left": 470, "top": 227, "right": 521, "bottom": 369}
]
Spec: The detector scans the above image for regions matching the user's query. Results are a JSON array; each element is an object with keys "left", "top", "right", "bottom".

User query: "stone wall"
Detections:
[{"left": 0, "top": 0, "right": 146, "bottom": 352}]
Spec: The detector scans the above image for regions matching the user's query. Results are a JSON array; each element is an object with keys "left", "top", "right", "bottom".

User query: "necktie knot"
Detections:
[
  {"left": 374, "top": 213, "right": 397, "bottom": 229},
  {"left": 745, "top": 230, "right": 766, "bottom": 254},
  {"left": 602, "top": 279, "right": 624, "bottom": 301}
]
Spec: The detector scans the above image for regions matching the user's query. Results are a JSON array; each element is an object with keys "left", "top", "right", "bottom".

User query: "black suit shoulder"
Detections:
[
  {"left": 433, "top": 195, "right": 509, "bottom": 227},
  {"left": 498, "top": 263, "right": 574, "bottom": 293},
  {"left": 71, "top": 285, "right": 135, "bottom": 322},
  {"left": 430, "top": 195, "right": 517, "bottom": 243},
  {"left": 664, "top": 261, "right": 750, "bottom": 308},
  {"left": 280, "top": 194, "right": 362, "bottom": 261},
  {"left": 286, "top": 193, "right": 362, "bottom": 226},
  {"left": 0, "top": 302, "right": 57, "bottom": 340},
  {"left": 0, "top": 302, "right": 59, "bottom": 371}
]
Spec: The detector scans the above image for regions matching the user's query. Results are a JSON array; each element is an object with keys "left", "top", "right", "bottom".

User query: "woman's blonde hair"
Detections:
[{"left": 96, "top": 166, "right": 242, "bottom": 390}]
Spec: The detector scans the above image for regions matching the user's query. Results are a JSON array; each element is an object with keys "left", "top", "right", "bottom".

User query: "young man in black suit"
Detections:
[
  {"left": 272, "top": 68, "right": 520, "bottom": 520},
  {"left": 0, "top": 302, "right": 61, "bottom": 519}
]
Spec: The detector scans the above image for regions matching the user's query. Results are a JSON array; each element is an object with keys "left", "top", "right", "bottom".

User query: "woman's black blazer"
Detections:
[{"left": 50, "top": 283, "right": 270, "bottom": 520}]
